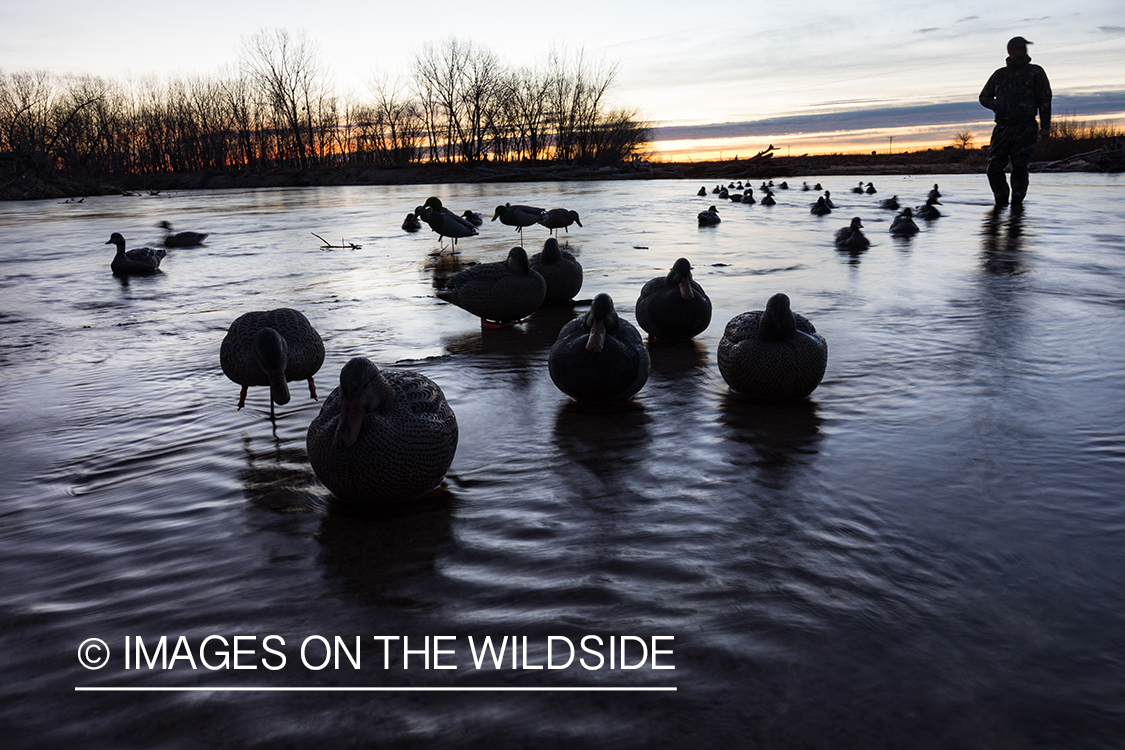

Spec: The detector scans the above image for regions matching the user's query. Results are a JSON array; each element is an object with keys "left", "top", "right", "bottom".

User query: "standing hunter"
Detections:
[{"left": 978, "top": 36, "right": 1052, "bottom": 209}]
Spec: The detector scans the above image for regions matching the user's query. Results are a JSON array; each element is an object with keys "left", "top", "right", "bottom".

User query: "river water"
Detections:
[{"left": 1, "top": 174, "right": 1123, "bottom": 748}]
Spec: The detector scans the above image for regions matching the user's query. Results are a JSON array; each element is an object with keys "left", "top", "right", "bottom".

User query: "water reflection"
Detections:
[
  {"left": 315, "top": 502, "right": 455, "bottom": 605},
  {"left": 980, "top": 206, "right": 1026, "bottom": 275},
  {"left": 238, "top": 433, "right": 323, "bottom": 513},
  {"left": 552, "top": 404, "right": 653, "bottom": 500},
  {"left": 717, "top": 396, "right": 823, "bottom": 487}
]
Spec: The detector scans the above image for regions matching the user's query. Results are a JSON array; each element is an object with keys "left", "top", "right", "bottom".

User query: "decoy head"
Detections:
[
  {"left": 491, "top": 204, "right": 509, "bottom": 221},
  {"left": 333, "top": 357, "right": 394, "bottom": 449},
  {"left": 850, "top": 217, "right": 864, "bottom": 230},
  {"left": 900, "top": 207, "right": 914, "bottom": 218},
  {"left": 505, "top": 246, "right": 531, "bottom": 275},
  {"left": 668, "top": 257, "right": 695, "bottom": 299},
  {"left": 568, "top": 210, "right": 582, "bottom": 227},
  {"left": 541, "top": 237, "right": 562, "bottom": 262},
  {"left": 157, "top": 221, "right": 173, "bottom": 231},
  {"left": 105, "top": 232, "right": 126, "bottom": 250},
  {"left": 759, "top": 293, "right": 798, "bottom": 341},
  {"left": 424, "top": 196, "right": 444, "bottom": 211},
  {"left": 583, "top": 293, "right": 620, "bottom": 352},
  {"left": 253, "top": 327, "right": 290, "bottom": 407}
]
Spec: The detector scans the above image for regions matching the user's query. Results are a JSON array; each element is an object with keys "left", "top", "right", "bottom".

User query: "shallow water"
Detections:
[{"left": 2, "top": 174, "right": 1124, "bottom": 748}]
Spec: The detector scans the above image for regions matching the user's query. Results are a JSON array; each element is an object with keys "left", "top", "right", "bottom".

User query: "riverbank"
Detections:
[{"left": 3, "top": 139, "right": 1121, "bottom": 201}]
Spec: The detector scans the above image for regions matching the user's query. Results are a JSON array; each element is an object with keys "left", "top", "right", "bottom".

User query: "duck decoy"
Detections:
[
  {"left": 928, "top": 183, "right": 941, "bottom": 200},
  {"left": 834, "top": 217, "right": 870, "bottom": 251},
  {"left": 851, "top": 181, "right": 865, "bottom": 194},
  {"left": 402, "top": 213, "right": 422, "bottom": 232},
  {"left": 865, "top": 182, "right": 877, "bottom": 194},
  {"left": 711, "top": 185, "right": 721, "bottom": 194},
  {"left": 158, "top": 221, "right": 208, "bottom": 247},
  {"left": 306, "top": 357, "right": 458, "bottom": 507},
  {"left": 916, "top": 196, "right": 942, "bottom": 220},
  {"left": 106, "top": 233, "right": 166, "bottom": 276},
  {"left": 698, "top": 205, "right": 721, "bottom": 226},
  {"left": 760, "top": 190, "right": 776, "bottom": 206},
  {"left": 779, "top": 181, "right": 789, "bottom": 190},
  {"left": 549, "top": 293, "right": 649, "bottom": 405},
  {"left": 802, "top": 182, "right": 811, "bottom": 191},
  {"left": 889, "top": 207, "right": 920, "bottom": 237},
  {"left": 717, "top": 292, "right": 828, "bottom": 400},
  {"left": 810, "top": 196, "right": 832, "bottom": 215},
  {"left": 529, "top": 237, "right": 583, "bottom": 306},
  {"left": 878, "top": 195, "right": 900, "bottom": 210},
  {"left": 823, "top": 190, "right": 836, "bottom": 208},
  {"left": 461, "top": 210, "right": 483, "bottom": 227},
  {"left": 697, "top": 186, "right": 707, "bottom": 196},
  {"left": 741, "top": 188, "right": 756, "bottom": 204},
  {"left": 419, "top": 204, "right": 477, "bottom": 252},
  {"left": 538, "top": 208, "right": 582, "bottom": 237},
  {"left": 814, "top": 183, "right": 823, "bottom": 191},
  {"left": 436, "top": 246, "right": 546, "bottom": 327},
  {"left": 220, "top": 308, "right": 325, "bottom": 418},
  {"left": 492, "top": 203, "right": 547, "bottom": 243},
  {"left": 635, "top": 257, "right": 712, "bottom": 342}
]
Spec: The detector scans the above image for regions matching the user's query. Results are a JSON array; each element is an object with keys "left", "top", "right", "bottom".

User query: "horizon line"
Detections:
[{"left": 75, "top": 686, "right": 679, "bottom": 692}]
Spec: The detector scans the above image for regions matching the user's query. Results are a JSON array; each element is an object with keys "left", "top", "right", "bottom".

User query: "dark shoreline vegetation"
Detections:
[{"left": 2, "top": 25, "right": 1122, "bottom": 201}]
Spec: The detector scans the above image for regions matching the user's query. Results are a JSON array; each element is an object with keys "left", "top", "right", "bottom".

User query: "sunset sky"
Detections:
[{"left": 4, "top": 0, "right": 1123, "bottom": 158}]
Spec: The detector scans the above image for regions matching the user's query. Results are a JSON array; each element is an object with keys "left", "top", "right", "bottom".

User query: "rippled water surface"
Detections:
[{"left": 2, "top": 175, "right": 1124, "bottom": 748}]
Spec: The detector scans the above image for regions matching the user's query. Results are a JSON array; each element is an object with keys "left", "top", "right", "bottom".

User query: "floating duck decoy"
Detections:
[
  {"left": 711, "top": 185, "right": 721, "bottom": 194},
  {"left": 889, "top": 207, "right": 920, "bottom": 236},
  {"left": 851, "top": 181, "right": 865, "bottom": 194},
  {"left": 492, "top": 203, "right": 547, "bottom": 243},
  {"left": 741, "top": 188, "right": 756, "bottom": 204},
  {"left": 697, "top": 186, "right": 707, "bottom": 196},
  {"left": 220, "top": 308, "right": 325, "bottom": 418},
  {"left": 158, "top": 221, "right": 208, "bottom": 247},
  {"left": 810, "top": 196, "right": 832, "bottom": 215},
  {"left": 802, "top": 182, "right": 811, "bottom": 191},
  {"left": 306, "top": 357, "right": 458, "bottom": 507},
  {"left": 779, "top": 181, "right": 789, "bottom": 190},
  {"left": 106, "top": 233, "right": 166, "bottom": 276},
  {"left": 549, "top": 293, "right": 650, "bottom": 405},
  {"left": 823, "top": 190, "right": 836, "bottom": 209},
  {"left": 916, "top": 196, "right": 942, "bottom": 220},
  {"left": 461, "top": 210, "right": 483, "bottom": 227},
  {"left": 760, "top": 190, "right": 776, "bottom": 206},
  {"left": 814, "top": 183, "right": 823, "bottom": 191},
  {"left": 834, "top": 217, "right": 870, "bottom": 251},
  {"left": 865, "top": 182, "right": 877, "bottom": 194},
  {"left": 529, "top": 237, "right": 583, "bottom": 306},
  {"left": 928, "top": 183, "right": 941, "bottom": 200},
  {"left": 698, "top": 205, "right": 721, "bottom": 226},
  {"left": 635, "top": 257, "right": 712, "bottom": 342},
  {"left": 402, "top": 213, "right": 422, "bottom": 232},
  {"left": 717, "top": 292, "right": 828, "bottom": 400},
  {"left": 538, "top": 208, "right": 582, "bottom": 237},
  {"left": 878, "top": 195, "right": 900, "bottom": 210},
  {"left": 436, "top": 246, "right": 546, "bottom": 327}
]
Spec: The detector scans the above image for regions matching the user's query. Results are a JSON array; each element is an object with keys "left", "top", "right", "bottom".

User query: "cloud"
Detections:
[
  {"left": 652, "top": 91, "right": 1125, "bottom": 140},
  {"left": 914, "top": 27, "right": 942, "bottom": 34}
]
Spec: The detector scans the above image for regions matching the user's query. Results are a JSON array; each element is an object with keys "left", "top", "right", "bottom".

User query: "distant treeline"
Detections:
[{"left": 0, "top": 31, "right": 651, "bottom": 190}]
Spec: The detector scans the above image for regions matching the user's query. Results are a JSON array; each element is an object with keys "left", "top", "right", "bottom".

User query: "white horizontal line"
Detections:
[{"left": 75, "top": 686, "right": 677, "bottom": 693}]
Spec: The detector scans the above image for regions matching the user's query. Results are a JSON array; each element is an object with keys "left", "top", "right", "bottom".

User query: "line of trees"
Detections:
[{"left": 1, "top": 30, "right": 652, "bottom": 189}]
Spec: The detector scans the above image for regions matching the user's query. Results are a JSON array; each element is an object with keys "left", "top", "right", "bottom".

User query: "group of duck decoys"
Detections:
[
  {"left": 107, "top": 193, "right": 830, "bottom": 512},
  {"left": 105, "top": 221, "right": 209, "bottom": 275},
  {"left": 403, "top": 196, "right": 583, "bottom": 251},
  {"left": 698, "top": 180, "right": 945, "bottom": 252}
]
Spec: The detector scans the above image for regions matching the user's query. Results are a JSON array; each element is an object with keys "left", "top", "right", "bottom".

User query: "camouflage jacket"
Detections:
[{"left": 979, "top": 55, "right": 1052, "bottom": 128}]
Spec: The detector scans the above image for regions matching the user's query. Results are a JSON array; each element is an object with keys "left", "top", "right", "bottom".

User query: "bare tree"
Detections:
[
  {"left": 241, "top": 28, "right": 328, "bottom": 169},
  {"left": 952, "top": 131, "right": 975, "bottom": 150}
]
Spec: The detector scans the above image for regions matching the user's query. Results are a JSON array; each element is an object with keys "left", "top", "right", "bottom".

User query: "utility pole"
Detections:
[{"left": 889, "top": 136, "right": 894, "bottom": 154}]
